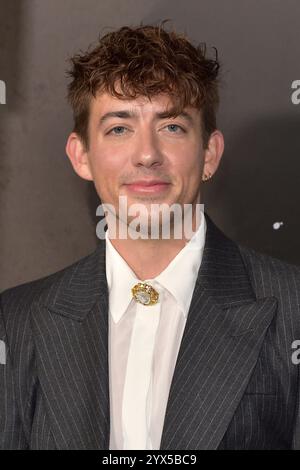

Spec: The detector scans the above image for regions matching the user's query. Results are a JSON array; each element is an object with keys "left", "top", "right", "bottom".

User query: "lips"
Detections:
[
  {"left": 126, "top": 180, "right": 170, "bottom": 186},
  {"left": 124, "top": 180, "right": 171, "bottom": 194}
]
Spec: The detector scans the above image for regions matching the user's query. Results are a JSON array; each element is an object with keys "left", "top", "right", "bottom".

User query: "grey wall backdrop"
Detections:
[{"left": 0, "top": 0, "right": 299, "bottom": 291}]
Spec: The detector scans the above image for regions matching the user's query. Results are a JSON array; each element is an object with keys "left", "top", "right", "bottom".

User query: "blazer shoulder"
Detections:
[
  {"left": 238, "top": 244, "right": 300, "bottom": 279},
  {"left": 0, "top": 247, "right": 99, "bottom": 323},
  {"left": 237, "top": 244, "right": 300, "bottom": 321}
]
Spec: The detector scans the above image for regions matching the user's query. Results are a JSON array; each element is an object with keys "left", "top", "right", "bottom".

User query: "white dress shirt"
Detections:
[{"left": 106, "top": 212, "right": 207, "bottom": 450}]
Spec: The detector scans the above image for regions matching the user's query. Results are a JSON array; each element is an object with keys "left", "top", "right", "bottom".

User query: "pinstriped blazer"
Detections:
[{"left": 1, "top": 213, "right": 300, "bottom": 450}]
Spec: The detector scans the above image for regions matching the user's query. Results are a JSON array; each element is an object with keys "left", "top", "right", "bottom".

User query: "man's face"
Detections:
[{"left": 66, "top": 89, "right": 224, "bottom": 234}]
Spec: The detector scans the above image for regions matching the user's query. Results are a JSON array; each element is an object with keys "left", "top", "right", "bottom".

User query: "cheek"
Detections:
[
  {"left": 172, "top": 147, "right": 202, "bottom": 175},
  {"left": 176, "top": 150, "right": 202, "bottom": 192},
  {"left": 90, "top": 148, "right": 124, "bottom": 181}
]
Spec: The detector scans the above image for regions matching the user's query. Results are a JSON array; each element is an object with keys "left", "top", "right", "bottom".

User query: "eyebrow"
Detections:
[{"left": 98, "top": 108, "right": 194, "bottom": 127}]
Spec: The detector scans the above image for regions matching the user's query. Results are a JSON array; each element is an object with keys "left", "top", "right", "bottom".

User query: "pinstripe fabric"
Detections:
[{"left": 1, "top": 213, "right": 300, "bottom": 449}]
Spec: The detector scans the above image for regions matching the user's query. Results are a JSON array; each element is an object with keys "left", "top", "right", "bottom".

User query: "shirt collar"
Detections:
[{"left": 105, "top": 211, "right": 207, "bottom": 323}]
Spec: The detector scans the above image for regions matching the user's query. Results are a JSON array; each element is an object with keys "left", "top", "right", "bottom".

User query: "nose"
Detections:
[{"left": 131, "top": 127, "right": 164, "bottom": 169}]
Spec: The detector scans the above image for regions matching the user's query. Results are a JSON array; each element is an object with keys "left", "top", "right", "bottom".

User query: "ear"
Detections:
[
  {"left": 65, "top": 132, "right": 93, "bottom": 181},
  {"left": 202, "top": 130, "right": 225, "bottom": 180}
]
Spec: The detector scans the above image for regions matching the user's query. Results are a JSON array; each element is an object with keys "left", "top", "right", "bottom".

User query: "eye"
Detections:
[
  {"left": 107, "top": 126, "right": 127, "bottom": 135},
  {"left": 165, "top": 124, "right": 185, "bottom": 133}
]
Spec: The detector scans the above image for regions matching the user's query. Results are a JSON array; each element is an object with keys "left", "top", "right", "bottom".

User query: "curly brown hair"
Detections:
[{"left": 66, "top": 21, "right": 221, "bottom": 149}]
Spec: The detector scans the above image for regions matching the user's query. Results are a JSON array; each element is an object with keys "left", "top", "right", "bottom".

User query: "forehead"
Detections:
[{"left": 89, "top": 90, "right": 201, "bottom": 121}]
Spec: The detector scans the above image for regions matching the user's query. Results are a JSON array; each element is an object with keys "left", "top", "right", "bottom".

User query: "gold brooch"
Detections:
[{"left": 131, "top": 282, "right": 159, "bottom": 306}]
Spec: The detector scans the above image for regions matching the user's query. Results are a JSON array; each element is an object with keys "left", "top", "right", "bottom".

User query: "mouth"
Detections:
[{"left": 124, "top": 180, "right": 171, "bottom": 194}]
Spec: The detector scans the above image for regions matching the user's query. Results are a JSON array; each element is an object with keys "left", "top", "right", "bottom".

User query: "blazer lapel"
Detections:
[
  {"left": 31, "top": 241, "right": 110, "bottom": 449},
  {"left": 160, "top": 214, "right": 278, "bottom": 450}
]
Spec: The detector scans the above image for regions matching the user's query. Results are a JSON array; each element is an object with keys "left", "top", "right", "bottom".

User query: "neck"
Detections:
[{"left": 106, "top": 201, "right": 203, "bottom": 280}]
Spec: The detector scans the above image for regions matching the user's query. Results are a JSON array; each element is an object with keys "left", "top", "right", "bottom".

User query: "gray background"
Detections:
[{"left": 0, "top": 0, "right": 299, "bottom": 291}]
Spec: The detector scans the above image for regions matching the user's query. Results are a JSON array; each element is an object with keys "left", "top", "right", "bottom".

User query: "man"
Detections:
[{"left": 1, "top": 23, "right": 300, "bottom": 450}]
